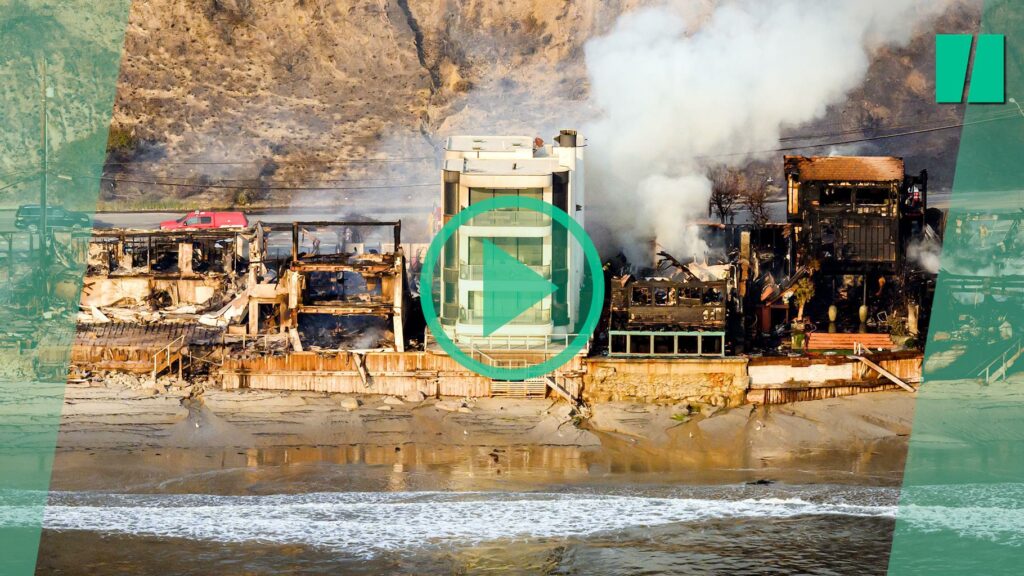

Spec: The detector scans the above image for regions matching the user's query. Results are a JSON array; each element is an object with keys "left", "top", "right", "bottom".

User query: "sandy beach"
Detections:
[{"left": 51, "top": 378, "right": 915, "bottom": 491}]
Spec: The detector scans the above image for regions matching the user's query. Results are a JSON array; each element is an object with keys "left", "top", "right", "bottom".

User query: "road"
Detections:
[
  {"left": 0, "top": 191, "right": 1010, "bottom": 240},
  {"left": 0, "top": 205, "right": 436, "bottom": 240}
]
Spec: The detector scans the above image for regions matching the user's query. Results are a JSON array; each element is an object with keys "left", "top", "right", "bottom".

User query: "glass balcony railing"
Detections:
[
  {"left": 459, "top": 308, "right": 552, "bottom": 325},
  {"left": 442, "top": 302, "right": 460, "bottom": 317},
  {"left": 458, "top": 263, "right": 550, "bottom": 280},
  {"left": 443, "top": 266, "right": 460, "bottom": 283},
  {"left": 467, "top": 210, "right": 551, "bottom": 227}
]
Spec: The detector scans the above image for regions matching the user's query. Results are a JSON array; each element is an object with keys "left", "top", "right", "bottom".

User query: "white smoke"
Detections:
[
  {"left": 908, "top": 233, "right": 943, "bottom": 274},
  {"left": 582, "top": 0, "right": 949, "bottom": 264}
]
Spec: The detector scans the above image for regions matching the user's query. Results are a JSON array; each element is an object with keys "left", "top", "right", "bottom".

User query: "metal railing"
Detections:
[
  {"left": 459, "top": 308, "right": 552, "bottom": 325},
  {"left": 607, "top": 330, "right": 726, "bottom": 357},
  {"left": 981, "top": 338, "right": 1024, "bottom": 383},
  {"left": 458, "top": 262, "right": 550, "bottom": 280},
  {"left": 461, "top": 333, "right": 580, "bottom": 352},
  {"left": 467, "top": 210, "right": 551, "bottom": 227},
  {"left": 152, "top": 334, "right": 186, "bottom": 381}
]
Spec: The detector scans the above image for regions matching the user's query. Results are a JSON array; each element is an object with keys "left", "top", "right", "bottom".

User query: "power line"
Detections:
[
  {"left": 83, "top": 173, "right": 432, "bottom": 186},
  {"left": 700, "top": 111, "right": 1022, "bottom": 160},
  {"left": 0, "top": 175, "right": 36, "bottom": 193},
  {"left": 0, "top": 167, "right": 38, "bottom": 179},
  {"left": 89, "top": 157, "right": 435, "bottom": 167},
  {"left": 779, "top": 109, "right": 1018, "bottom": 142},
  {"left": 74, "top": 174, "right": 437, "bottom": 191}
]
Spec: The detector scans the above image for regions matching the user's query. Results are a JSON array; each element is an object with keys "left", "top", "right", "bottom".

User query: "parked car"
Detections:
[
  {"left": 14, "top": 204, "right": 92, "bottom": 231},
  {"left": 160, "top": 210, "right": 249, "bottom": 230}
]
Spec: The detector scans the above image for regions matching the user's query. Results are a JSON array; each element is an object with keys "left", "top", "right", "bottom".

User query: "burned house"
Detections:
[
  {"left": 785, "top": 155, "right": 926, "bottom": 274},
  {"left": 783, "top": 155, "right": 932, "bottom": 340},
  {"left": 607, "top": 254, "right": 732, "bottom": 357},
  {"left": 276, "top": 221, "right": 410, "bottom": 352},
  {"left": 81, "top": 228, "right": 256, "bottom": 309}
]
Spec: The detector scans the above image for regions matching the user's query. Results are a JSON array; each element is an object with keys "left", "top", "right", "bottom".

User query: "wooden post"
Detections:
[
  {"left": 178, "top": 242, "right": 193, "bottom": 275},
  {"left": 249, "top": 299, "right": 259, "bottom": 335}
]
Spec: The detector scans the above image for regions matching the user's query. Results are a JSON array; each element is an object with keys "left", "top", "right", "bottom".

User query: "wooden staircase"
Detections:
[
  {"left": 807, "top": 332, "right": 896, "bottom": 352},
  {"left": 150, "top": 335, "right": 187, "bottom": 380},
  {"left": 848, "top": 354, "right": 915, "bottom": 392},
  {"left": 490, "top": 379, "right": 548, "bottom": 397}
]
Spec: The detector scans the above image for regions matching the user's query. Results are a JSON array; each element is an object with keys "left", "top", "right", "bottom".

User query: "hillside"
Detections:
[{"left": 1, "top": 0, "right": 981, "bottom": 212}]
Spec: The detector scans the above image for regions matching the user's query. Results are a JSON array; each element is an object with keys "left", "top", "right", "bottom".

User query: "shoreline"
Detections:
[{"left": 50, "top": 379, "right": 915, "bottom": 492}]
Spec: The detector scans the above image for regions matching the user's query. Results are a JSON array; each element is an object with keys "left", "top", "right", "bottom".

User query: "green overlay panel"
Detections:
[
  {"left": 889, "top": 1, "right": 1024, "bottom": 573},
  {"left": 0, "top": 2, "right": 130, "bottom": 574}
]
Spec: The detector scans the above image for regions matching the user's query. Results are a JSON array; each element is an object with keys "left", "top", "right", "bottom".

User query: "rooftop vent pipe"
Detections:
[{"left": 555, "top": 129, "right": 577, "bottom": 148}]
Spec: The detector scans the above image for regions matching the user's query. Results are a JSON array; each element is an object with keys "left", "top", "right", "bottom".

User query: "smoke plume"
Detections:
[
  {"left": 908, "top": 230, "right": 943, "bottom": 274},
  {"left": 583, "top": 0, "right": 949, "bottom": 264}
]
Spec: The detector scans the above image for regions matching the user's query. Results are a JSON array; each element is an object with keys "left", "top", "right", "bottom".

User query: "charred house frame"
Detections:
[
  {"left": 281, "top": 221, "right": 409, "bottom": 351},
  {"left": 785, "top": 155, "right": 930, "bottom": 332}
]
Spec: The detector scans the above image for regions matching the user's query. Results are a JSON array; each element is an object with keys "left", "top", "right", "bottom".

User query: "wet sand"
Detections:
[{"left": 51, "top": 381, "right": 915, "bottom": 491}]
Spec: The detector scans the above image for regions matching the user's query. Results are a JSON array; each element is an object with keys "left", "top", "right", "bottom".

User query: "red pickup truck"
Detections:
[{"left": 160, "top": 211, "right": 249, "bottom": 230}]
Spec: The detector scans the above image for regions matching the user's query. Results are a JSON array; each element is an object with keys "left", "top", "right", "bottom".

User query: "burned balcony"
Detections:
[
  {"left": 86, "top": 228, "right": 250, "bottom": 277},
  {"left": 610, "top": 277, "right": 727, "bottom": 331},
  {"left": 607, "top": 257, "right": 732, "bottom": 358},
  {"left": 784, "top": 155, "right": 926, "bottom": 274}
]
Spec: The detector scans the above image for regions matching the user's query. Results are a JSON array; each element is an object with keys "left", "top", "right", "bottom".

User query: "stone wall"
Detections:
[{"left": 582, "top": 358, "right": 750, "bottom": 406}]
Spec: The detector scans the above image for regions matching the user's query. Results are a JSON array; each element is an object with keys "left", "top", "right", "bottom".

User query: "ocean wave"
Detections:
[{"left": 1, "top": 490, "right": 894, "bottom": 557}]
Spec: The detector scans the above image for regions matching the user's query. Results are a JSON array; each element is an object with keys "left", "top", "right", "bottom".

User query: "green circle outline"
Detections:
[{"left": 420, "top": 196, "right": 605, "bottom": 380}]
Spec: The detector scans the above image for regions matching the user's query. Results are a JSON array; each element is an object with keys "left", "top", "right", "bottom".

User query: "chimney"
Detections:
[{"left": 555, "top": 129, "right": 578, "bottom": 148}]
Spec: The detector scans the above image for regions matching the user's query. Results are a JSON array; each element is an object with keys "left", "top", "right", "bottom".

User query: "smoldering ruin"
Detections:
[{"left": 1, "top": 139, "right": 971, "bottom": 412}]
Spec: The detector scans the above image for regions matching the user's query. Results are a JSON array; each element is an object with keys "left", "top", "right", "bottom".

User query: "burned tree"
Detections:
[
  {"left": 744, "top": 177, "right": 771, "bottom": 229},
  {"left": 708, "top": 166, "right": 741, "bottom": 224}
]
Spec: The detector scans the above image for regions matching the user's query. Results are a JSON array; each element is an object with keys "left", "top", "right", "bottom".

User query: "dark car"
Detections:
[{"left": 14, "top": 204, "right": 92, "bottom": 231}]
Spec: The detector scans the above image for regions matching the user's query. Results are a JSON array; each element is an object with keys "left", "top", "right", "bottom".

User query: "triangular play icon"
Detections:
[{"left": 481, "top": 238, "right": 557, "bottom": 337}]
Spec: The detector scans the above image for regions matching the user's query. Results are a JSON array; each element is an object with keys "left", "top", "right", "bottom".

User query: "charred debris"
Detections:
[
  {"left": 5, "top": 155, "right": 945, "bottom": 385},
  {"left": 67, "top": 220, "right": 414, "bottom": 380},
  {"left": 601, "top": 155, "right": 939, "bottom": 357}
]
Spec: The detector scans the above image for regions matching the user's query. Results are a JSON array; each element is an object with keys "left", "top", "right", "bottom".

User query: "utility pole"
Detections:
[{"left": 39, "top": 56, "right": 49, "bottom": 272}]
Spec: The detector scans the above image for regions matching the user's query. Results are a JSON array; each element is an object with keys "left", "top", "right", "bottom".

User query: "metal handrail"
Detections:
[
  {"left": 152, "top": 334, "right": 186, "bottom": 380},
  {"left": 467, "top": 211, "right": 551, "bottom": 227},
  {"left": 185, "top": 350, "right": 223, "bottom": 367},
  {"left": 467, "top": 343, "right": 548, "bottom": 383},
  {"left": 461, "top": 333, "right": 579, "bottom": 352},
  {"left": 981, "top": 337, "right": 1024, "bottom": 383}
]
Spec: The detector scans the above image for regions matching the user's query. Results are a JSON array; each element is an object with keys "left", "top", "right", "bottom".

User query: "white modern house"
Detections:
[{"left": 438, "top": 130, "right": 586, "bottom": 345}]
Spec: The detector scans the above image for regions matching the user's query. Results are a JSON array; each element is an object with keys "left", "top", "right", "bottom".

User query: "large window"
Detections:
[
  {"left": 467, "top": 237, "right": 544, "bottom": 266},
  {"left": 463, "top": 290, "right": 550, "bottom": 325},
  {"left": 821, "top": 187, "right": 853, "bottom": 206},
  {"left": 467, "top": 188, "right": 547, "bottom": 226},
  {"left": 469, "top": 188, "right": 543, "bottom": 204},
  {"left": 855, "top": 187, "right": 892, "bottom": 206}
]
